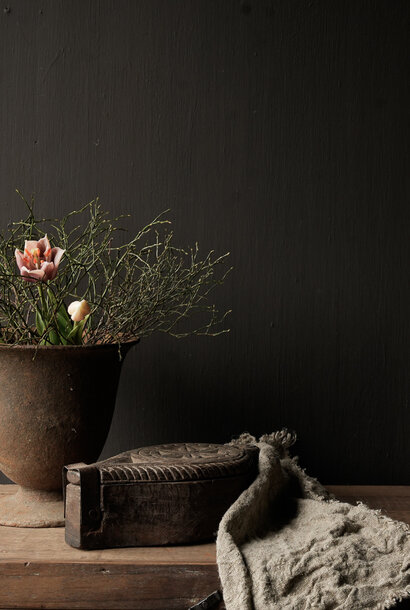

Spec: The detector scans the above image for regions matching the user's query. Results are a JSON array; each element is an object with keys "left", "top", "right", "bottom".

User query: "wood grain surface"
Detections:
[
  {"left": 0, "top": 485, "right": 409, "bottom": 609},
  {"left": 0, "top": 0, "right": 409, "bottom": 486}
]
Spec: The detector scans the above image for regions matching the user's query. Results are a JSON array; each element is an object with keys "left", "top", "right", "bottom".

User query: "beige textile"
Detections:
[{"left": 217, "top": 432, "right": 410, "bottom": 610}]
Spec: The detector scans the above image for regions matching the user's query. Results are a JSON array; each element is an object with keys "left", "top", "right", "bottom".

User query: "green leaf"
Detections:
[
  {"left": 47, "top": 287, "right": 56, "bottom": 306},
  {"left": 47, "top": 289, "right": 72, "bottom": 344},
  {"left": 35, "top": 309, "right": 46, "bottom": 337},
  {"left": 56, "top": 300, "right": 70, "bottom": 324},
  {"left": 55, "top": 322, "right": 69, "bottom": 345},
  {"left": 47, "top": 328, "right": 60, "bottom": 345},
  {"left": 56, "top": 309, "right": 72, "bottom": 339},
  {"left": 66, "top": 316, "right": 89, "bottom": 345}
]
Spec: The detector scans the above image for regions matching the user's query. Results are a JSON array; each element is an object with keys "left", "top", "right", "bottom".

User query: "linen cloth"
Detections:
[{"left": 216, "top": 432, "right": 410, "bottom": 610}]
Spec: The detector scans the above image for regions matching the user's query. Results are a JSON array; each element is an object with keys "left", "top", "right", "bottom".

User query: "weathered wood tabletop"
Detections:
[{"left": 0, "top": 485, "right": 409, "bottom": 609}]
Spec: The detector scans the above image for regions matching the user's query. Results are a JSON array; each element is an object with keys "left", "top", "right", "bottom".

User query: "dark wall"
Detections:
[{"left": 0, "top": 0, "right": 409, "bottom": 484}]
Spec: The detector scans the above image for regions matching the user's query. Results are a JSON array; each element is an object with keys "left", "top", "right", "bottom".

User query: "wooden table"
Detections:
[{"left": 0, "top": 485, "right": 409, "bottom": 609}]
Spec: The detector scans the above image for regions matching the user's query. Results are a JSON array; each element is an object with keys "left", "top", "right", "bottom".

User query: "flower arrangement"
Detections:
[{"left": 0, "top": 192, "right": 230, "bottom": 347}]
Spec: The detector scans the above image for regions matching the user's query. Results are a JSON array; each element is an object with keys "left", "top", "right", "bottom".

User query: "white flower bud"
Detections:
[{"left": 68, "top": 300, "right": 91, "bottom": 322}]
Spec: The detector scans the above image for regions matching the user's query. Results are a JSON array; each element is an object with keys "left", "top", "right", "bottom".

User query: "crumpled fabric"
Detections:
[{"left": 217, "top": 432, "right": 410, "bottom": 609}]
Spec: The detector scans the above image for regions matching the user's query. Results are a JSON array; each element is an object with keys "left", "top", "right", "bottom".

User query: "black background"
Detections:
[{"left": 0, "top": 0, "right": 409, "bottom": 484}]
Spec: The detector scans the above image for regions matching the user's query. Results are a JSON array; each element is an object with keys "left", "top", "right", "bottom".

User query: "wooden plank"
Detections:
[
  {"left": 0, "top": 485, "right": 221, "bottom": 608},
  {"left": 0, "top": 485, "right": 409, "bottom": 609},
  {"left": 327, "top": 485, "right": 410, "bottom": 498},
  {"left": 0, "top": 486, "right": 216, "bottom": 566},
  {"left": 0, "top": 562, "right": 220, "bottom": 610},
  {"left": 327, "top": 485, "right": 410, "bottom": 525}
]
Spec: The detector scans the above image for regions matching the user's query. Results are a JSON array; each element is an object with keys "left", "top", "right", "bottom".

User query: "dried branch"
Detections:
[{"left": 0, "top": 194, "right": 231, "bottom": 345}]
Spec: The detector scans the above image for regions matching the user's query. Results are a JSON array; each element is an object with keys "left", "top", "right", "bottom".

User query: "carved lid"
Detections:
[{"left": 96, "top": 442, "right": 258, "bottom": 484}]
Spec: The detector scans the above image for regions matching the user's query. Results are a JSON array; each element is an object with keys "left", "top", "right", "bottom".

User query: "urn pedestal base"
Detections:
[{"left": 0, "top": 486, "right": 64, "bottom": 528}]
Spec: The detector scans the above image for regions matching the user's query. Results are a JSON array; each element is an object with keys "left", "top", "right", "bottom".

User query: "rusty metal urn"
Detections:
[{"left": 0, "top": 341, "right": 136, "bottom": 528}]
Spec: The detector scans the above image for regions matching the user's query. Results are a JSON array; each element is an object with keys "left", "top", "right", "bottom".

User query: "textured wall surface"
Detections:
[{"left": 0, "top": 0, "right": 409, "bottom": 484}]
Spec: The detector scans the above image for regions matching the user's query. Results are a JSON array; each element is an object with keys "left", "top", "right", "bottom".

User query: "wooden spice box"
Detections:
[{"left": 64, "top": 442, "right": 259, "bottom": 549}]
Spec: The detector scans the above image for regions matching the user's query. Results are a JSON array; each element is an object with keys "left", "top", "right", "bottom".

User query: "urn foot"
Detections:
[{"left": 0, "top": 486, "right": 64, "bottom": 527}]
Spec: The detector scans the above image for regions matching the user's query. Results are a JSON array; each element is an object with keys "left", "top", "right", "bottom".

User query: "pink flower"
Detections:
[{"left": 15, "top": 235, "right": 65, "bottom": 283}]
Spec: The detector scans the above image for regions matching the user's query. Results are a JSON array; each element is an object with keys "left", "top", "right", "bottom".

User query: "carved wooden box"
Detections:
[{"left": 64, "top": 442, "right": 258, "bottom": 549}]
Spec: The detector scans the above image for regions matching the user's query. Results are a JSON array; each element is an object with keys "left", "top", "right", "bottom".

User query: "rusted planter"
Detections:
[{"left": 0, "top": 341, "right": 137, "bottom": 528}]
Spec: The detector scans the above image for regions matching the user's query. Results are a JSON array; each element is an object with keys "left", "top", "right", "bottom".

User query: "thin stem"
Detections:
[{"left": 0, "top": 196, "right": 231, "bottom": 345}]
